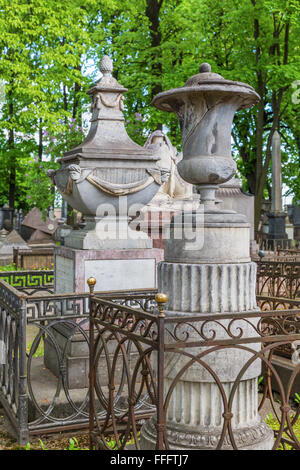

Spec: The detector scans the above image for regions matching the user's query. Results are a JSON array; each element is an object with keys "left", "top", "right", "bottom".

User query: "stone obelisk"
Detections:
[{"left": 267, "top": 130, "right": 287, "bottom": 248}]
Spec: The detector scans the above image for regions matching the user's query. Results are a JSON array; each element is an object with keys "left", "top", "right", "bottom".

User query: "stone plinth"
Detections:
[
  {"left": 267, "top": 211, "right": 288, "bottom": 249},
  {"left": 54, "top": 245, "right": 163, "bottom": 293},
  {"left": 44, "top": 245, "right": 164, "bottom": 388}
]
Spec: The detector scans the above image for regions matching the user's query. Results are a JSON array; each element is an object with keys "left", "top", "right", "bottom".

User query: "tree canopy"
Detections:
[{"left": 0, "top": 0, "right": 299, "bottom": 229}]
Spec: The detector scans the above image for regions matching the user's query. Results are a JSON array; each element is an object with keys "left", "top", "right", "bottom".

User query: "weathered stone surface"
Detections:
[
  {"left": 267, "top": 131, "right": 287, "bottom": 243},
  {"left": 0, "top": 229, "right": 29, "bottom": 255},
  {"left": 48, "top": 56, "right": 165, "bottom": 248},
  {"left": 152, "top": 62, "right": 259, "bottom": 208},
  {"left": 54, "top": 246, "right": 164, "bottom": 293},
  {"left": 22, "top": 207, "right": 57, "bottom": 235},
  {"left": 216, "top": 176, "right": 255, "bottom": 240}
]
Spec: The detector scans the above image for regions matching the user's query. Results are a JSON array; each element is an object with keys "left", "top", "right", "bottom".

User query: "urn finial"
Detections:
[
  {"left": 99, "top": 55, "right": 113, "bottom": 77},
  {"left": 152, "top": 63, "right": 260, "bottom": 210}
]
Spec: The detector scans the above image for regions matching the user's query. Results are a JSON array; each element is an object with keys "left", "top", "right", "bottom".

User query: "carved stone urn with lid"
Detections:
[
  {"left": 48, "top": 56, "right": 165, "bottom": 249},
  {"left": 152, "top": 62, "right": 260, "bottom": 210}
]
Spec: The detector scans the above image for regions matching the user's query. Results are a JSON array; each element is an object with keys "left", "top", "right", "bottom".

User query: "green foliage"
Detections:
[
  {"left": 0, "top": 263, "right": 21, "bottom": 271},
  {"left": 26, "top": 340, "right": 44, "bottom": 358},
  {"left": 0, "top": 0, "right": 299, "bottom": 217},
  {"left": 265, "top": 412, "right": 300, "bottom": 450},
  {"left": 25, "top": 437, "right": 89, "bottom": 450}
]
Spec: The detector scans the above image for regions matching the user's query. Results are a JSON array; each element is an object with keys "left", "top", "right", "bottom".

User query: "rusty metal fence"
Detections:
[
  {"left": 0, "top": 267, "right": 299, "bottom": 450},
  {"left": 89, "top": 286, "right": 300, "bottom": 450},
  {"left": 0, "top": 270, "right": 159, "bottom": 445}
]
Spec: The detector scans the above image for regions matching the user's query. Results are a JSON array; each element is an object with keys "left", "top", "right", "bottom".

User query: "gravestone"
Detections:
[
  {"left": 21, "top": 206, "right": 57, "bottom": 242},
  {"left": 140, "top": 130, "right": 199, "bottom": 251},
  {"left": 0, "top": 230, "right": 29, "bottom": 260}
]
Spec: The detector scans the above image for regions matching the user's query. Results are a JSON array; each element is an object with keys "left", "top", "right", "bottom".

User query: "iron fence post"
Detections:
[
  {"left": 155, "top": 293, "right": 168, "bottom": 450},
  {"left": 18, "top": 296, "right": 29, "bottom": 446},
  {"left": 87, "top": 277, "right": 96, "bottom": 451}
]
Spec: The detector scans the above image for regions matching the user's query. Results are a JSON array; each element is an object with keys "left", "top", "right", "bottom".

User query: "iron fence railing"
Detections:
[
  {"left": 256, "top": 260, "right": 300, "bottom": 361},
  {"left": 0, "top": 265, "right": 300, "bottom": 450},
  {"left": 0, "top": 270, "right": 54, "bottom": 295},
  {"left": 89, "top": 287, "right": 300, "bottom": 451},
  {"left": 0, "top": 271, "right": 158, "bottom": 445},
  {"left": 256, "top": 261, "right": 300, "bottom": 300}
]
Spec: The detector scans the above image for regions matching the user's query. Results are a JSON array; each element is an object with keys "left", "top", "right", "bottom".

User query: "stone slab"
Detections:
[
  {"left": 54, "top": 246, "right": 164, "bottom": 293},
  {"left": 84, "top": 258, "right": 156, "bottom": 291}
]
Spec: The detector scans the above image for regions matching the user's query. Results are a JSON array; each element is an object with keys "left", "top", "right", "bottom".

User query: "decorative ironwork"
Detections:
[
  {"left": 89, "top": 292, "right": 300, "bottom": 451},
  {"left": 0, "top": 267, "right": 299, "bottom": 450},
  {"left": 0, "top": 272, "right": 158, "bottom": 445},
  {"left": 256, "top": 261, "right": 300, "bottom": 300},
  {"left": 256, "top": 260, "right": 300, "bottom": 359},
  {"left": 0, "top": 270, "right": 54, "bottom": 295}
]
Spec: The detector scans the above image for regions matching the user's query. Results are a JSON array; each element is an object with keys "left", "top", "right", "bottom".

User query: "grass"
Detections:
[
  {"left": 25, "top": 437, "right": 89, "bottom": 451},
  {"left": 0, "top": 263, "right": 54, "bottom": 272},
  {"left": 265, "top": 412, "right": 300, "bottom": 450},
  {"left": 26, "top": 339, "right": 44, "bottom": 358},
  {"left": 0, "top": 263, "right": 22, "bottom": 272}
]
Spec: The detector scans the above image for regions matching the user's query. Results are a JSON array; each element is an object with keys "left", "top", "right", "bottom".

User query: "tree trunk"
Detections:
[{"left": 146, "top": 0, "right": 163, "bottom": 129}]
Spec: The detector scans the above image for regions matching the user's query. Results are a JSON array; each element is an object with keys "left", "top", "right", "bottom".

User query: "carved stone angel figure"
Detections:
[{"left": 144, "top": 130, "right": 193, "bottom": 202}]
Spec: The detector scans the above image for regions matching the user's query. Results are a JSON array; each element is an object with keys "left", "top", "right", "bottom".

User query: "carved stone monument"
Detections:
[
  {"left": 45, "top": 56, "right": 164, "bottom": 388},
  {"left": 141, "top": 62, "right": 273, "bottom": 449},
  {"left": 48, "top": 55, "right": 165, "bottom": 294}
]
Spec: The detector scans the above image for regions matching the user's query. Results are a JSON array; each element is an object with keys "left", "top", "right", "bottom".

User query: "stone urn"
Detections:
[
  {"left": 48, "top": 56, "right": 165, "bottom": 249},
  {"left": 152, "top": 62, "right": 260, "bottom": 209}
]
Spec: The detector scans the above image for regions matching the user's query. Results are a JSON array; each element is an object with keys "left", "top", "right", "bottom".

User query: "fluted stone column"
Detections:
[{"left": 140, "top": 213, "right": 274, "bottom": 450}]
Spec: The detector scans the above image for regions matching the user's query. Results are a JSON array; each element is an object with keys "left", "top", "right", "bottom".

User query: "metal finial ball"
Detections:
[
  {"left": 87, "top": 277, "right": 97, "bottom": 287},
  {"left": 155, "top": 293, "right": 168, "bottom": 304},
  {"left": 199, "top": 62, "right": 211, "bottom": 73}
]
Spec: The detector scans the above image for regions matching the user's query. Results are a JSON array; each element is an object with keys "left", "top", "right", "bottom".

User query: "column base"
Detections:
[{"left": 140, "top": 415, "right": 274, "bottom": 450}]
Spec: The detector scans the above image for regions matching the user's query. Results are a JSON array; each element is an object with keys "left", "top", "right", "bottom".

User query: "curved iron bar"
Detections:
[
  {"left": 93, "top": 322, "right": 154, "bottom": 449},
  {"left": 164, "top": 313, "right": 300, "bottom": 345},
  {"left": 162, "top": 347, "right": 231, "bottom": 450},
  {"left": 27, "top": 318, "right": 90, "bottom": 426},
  {"left": 92, "top": 326, "right": 157, "bottom": 450},
  {"left": 162, "top": 342, "right": 299, "bottom": 450},
  {"left": 225, "top": 342, "right": 290, "bottom": 450}
]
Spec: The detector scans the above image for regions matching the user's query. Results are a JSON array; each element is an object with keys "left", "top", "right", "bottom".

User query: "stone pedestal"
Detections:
[
  {"left": 140, "top": 211, "right": 274, "bottom": 449},
  {"left": 140, "top": 61, "right": 273, "bottom": 450},
  {"left": 54, "top": 245, "right": 163, "bottom": 293},
  {"left": 267, "top": 212, "right": 288, "bottom": 249},
  {"left": 139, "top": 196, "right": 199, "bottom": 252},
  {"left": 44, "top": 244, "right": 164, "bottom": 388}
]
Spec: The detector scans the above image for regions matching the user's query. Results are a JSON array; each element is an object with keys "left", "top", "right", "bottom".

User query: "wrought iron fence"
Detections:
[
  {"left": 0, "top": 280, "right": 28, "bottom": 444},
  {"left": 256, "top": 261, "right": 300, "bottom": 303},
  {"left": 0, "top": 271, "right": 158, "bottom": 445},
  {"left": 0, "top": 270, "right": 54, "bottom": 295},
  {"left": 89, "top": 291, "right": 300, "bottom": 451},
  {"left": 0, "top": 266, "right": 299, "bottom": 450}
]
